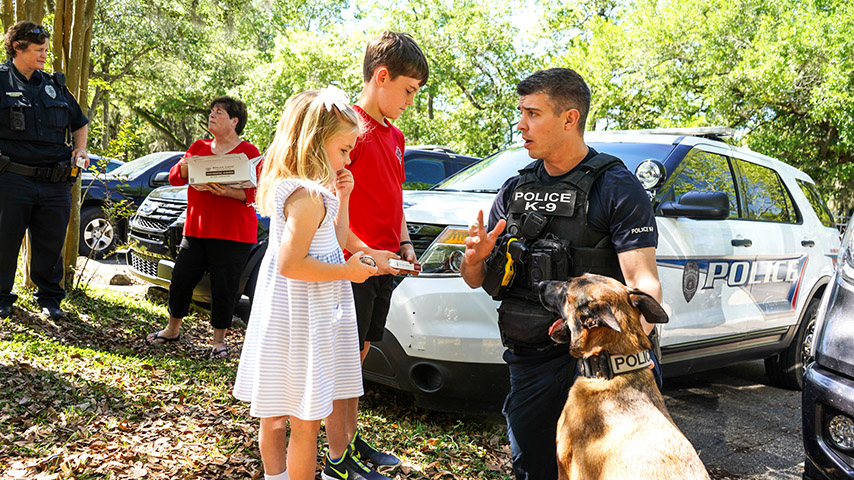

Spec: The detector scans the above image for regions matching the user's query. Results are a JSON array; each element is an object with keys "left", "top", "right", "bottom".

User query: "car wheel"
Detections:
[
  {"left": 765, "top": 296, "right": 819, "bottom": 390},
  {"left": 79, "top": 206, "right": 117, "bottom": 259}
]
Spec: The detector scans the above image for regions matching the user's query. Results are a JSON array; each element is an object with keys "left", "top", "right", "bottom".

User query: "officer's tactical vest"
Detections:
[
  {"left": 496, "top": 152, "right": 628, "bottom": 349},
  {"left": 0, "top": 62, "right": 71, "bottom": 146}
]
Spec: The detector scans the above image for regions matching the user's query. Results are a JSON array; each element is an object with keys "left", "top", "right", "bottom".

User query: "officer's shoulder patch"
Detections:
[{"left": 0, "top": 64, "right": 8, "bottom": 72}]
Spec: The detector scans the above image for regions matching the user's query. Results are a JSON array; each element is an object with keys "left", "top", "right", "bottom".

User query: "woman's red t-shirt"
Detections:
[{"left": 168, "top": 139, "right": 262, "bottom": 244}]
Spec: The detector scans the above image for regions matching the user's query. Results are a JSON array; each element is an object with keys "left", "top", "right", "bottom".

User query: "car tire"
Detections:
[
  {"left": 765, "top": 296, "right": 819, "bottom": 390},
  {"left": 79, "top": 205, "right": 117, "bottom": 259}
]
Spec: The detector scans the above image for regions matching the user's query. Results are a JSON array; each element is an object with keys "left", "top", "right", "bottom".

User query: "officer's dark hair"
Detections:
[
  {"left": 4, "top": 21, "right": 50, "bottom": 59},
  {"left": 517, "top": 68, "right": 591, "bottom": 132},
  {"left": 209, "top": 96, "right": 248, "bottom": 135},
  {"left": 362, "top": 31, "right": 429, "bottom": 87}
]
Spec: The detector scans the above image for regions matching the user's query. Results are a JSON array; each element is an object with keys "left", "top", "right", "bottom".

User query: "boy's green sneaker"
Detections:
[
  {"left": 321, "top": 445, "right": 390, "bottom": 480},
  {"left": 353, "top": 433, "right": 401, "bottom": 468}
]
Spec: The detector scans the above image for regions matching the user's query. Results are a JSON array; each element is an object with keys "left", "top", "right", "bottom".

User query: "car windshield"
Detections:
[
  {"left": 434, "top": 143, "right": 676, "bottom": 193},
  {"left": 110, "top": 152, "right": 177, "bottom": 180}
]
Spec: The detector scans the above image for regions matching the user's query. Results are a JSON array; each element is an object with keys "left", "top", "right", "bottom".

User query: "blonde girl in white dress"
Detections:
[{"left": 234, "top": 88, "right": 376, "bottom": 480}]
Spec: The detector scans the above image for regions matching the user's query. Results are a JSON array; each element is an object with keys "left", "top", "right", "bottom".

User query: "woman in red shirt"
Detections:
[{"left": 145, "top": 96, "right": 261, "bottom": 359}]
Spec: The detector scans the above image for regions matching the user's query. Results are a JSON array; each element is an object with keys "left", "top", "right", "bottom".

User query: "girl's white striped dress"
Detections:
[{"left": 234, "top": 178, "right": 363, "bottom": 420}]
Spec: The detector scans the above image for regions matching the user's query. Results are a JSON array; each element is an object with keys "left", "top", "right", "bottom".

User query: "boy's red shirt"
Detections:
[
  {"left": 168, "top": 139, "right": 262, "bottom": 244},
  {"left": 346, "top": 105, "right": 407, "bottom": 254}
]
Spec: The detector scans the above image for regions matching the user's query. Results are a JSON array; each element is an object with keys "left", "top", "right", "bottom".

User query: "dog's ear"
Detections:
[
  {"left": 580, "top": 300, "right": 622, "bottom": 332},
  {"left": 628, "top": 290, "right": 669, "bottom": 324}
]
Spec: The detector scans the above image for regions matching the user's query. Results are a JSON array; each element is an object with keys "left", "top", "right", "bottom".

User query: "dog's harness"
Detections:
[{"left": 577, "top": 349, "right": 654, "bottom": 379}]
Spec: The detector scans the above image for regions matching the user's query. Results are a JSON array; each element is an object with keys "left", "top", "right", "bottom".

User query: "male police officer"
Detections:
[
  {"left": 0, "top": 22, "right": 89, "bottom": 320},
  {"left": 460, "top": 68, "right": 661, "bottom": 480}
]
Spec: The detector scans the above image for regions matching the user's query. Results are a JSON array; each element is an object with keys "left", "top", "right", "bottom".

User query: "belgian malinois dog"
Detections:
[{"left": 538, "top": 274, "right": 709, "bottom": 480}]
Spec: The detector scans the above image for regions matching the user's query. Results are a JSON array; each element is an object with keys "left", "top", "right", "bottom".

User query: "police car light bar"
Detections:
[{"left": 597, "top": 126, "right": 737, "bottom": 140}]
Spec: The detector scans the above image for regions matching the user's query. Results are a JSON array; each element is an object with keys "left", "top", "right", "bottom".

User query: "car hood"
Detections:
[
  {"left": 402, "top": 190, "right": 496, "bottom": 226},
  {"left": 148, "top": 185, "right": 188, "bottom": 203}
]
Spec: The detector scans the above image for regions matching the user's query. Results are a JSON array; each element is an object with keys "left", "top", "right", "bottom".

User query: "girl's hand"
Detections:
[
  {"left": 347, "top": 251, "right": 378, "bottom": 283},
  {"left": 191, "top": 184, "right": 209, "bottom": 192},
  {"left": 334, "top": 168, "right": 354, "bottom": 198}
]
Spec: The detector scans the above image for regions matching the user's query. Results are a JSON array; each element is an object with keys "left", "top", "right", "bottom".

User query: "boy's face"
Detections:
[{"left": 377, "top": 70, "right": 422, "bottom": 120}]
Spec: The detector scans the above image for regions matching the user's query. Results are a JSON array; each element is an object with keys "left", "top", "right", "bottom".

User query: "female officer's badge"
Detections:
[{"left": 45, "top": 85, "right": 56, "bottom": 98}]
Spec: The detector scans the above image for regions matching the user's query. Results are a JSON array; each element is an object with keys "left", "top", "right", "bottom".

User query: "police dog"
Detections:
[{"left": 538, "top": 274, "right": 709, "bottom": 480}]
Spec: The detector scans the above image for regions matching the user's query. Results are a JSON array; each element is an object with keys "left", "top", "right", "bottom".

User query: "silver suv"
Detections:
[{"left": 363, "top": 128, "right": 840, "bottom": 412}]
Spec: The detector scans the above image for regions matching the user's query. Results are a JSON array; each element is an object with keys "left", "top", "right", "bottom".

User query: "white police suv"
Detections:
[{"left": 362, "top": 128, "right": 840, "bottom": 412}]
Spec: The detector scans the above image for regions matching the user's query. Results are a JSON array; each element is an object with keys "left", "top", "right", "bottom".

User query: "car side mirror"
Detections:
[
  {"left": 152, "top": 172, "right": 169, "bottom": 186},
  {"left": 659, "top": 190, "right": 729, "bottom": 220}
]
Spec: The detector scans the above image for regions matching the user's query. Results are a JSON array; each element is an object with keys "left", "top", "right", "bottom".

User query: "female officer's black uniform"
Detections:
[{"left": 0, "top": 57, "right": 88, "bottom": 319}]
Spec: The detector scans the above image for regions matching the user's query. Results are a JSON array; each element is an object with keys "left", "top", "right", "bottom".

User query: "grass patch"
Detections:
[{"left": 0, "top": 282, "right": 511, "bottom": 479}]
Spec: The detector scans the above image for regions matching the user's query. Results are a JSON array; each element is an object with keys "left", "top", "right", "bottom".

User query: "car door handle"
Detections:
[
  {"left": 732, "top": 238, "right": 753, "bottom": 247},
  {"left": 801, "top": 240, "right": 815, "bottom": 247}
]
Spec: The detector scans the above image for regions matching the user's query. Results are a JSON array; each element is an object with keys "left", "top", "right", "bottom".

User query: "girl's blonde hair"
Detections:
[{"left": 256, "top": 89, "right": 363, "bottom": 216}]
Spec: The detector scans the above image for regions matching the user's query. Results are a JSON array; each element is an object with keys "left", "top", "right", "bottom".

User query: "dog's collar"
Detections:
[{"left": 577, "top": 350, "right": 653, "bottom": 379}]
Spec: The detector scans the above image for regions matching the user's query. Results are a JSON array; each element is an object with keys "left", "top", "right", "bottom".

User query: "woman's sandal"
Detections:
[
  {"left": 145, "top": 331, "right": 180, "bottom": 345},
  {"left": 209, "top": 345, "right": 229, "bottom": 360}
]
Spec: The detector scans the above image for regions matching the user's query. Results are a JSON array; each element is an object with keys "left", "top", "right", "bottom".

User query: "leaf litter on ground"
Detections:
[{"left": 0, "top": 282, "right": 512, "bottom": 479}]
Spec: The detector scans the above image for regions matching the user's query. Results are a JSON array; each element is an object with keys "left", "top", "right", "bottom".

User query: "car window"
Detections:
[
  {"left": 657, "top": 148, "right": 740, "bottom": 218},
  {"left": 111, "top": 152, "right": 178, "bottom": 180},
  {"left": 435, "top": 143, "right": 674, "bottom": 192},
  {"left": 735, "top": 159, "right": 798, "bottom": 223},
  {"left": 797, "top": 179, "right": 835, "bottom": 228},
  {"left": 405, "top": 158, "right": 447, "bottom": 187}
]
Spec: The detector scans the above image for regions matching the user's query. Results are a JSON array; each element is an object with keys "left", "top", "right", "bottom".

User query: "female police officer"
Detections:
[{"left": 0, "top": 22, "right": 89, "bottom": 320}]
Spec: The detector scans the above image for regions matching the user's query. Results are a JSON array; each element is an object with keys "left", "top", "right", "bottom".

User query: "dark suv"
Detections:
[
  {"left": 402, "top": 145, "right": 479, "bottom": 189},
  {"left": 125, "top": 147, "right": 476, "bottom": 311},
  {"left": 79, "top": 151, "right": 183, "bottom": 258},
  {"left": 802, "top": 214, "right": 854, "bottom": 480}
]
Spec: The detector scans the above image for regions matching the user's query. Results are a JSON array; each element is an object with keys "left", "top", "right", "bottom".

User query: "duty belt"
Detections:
[{"left": 0, "top": 157, "right": 76, "bottom": 183}]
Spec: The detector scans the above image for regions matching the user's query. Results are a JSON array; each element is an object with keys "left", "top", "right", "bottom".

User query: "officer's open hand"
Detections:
[{"left": 464, "top": 209, "right": 506, "bottom": 265}]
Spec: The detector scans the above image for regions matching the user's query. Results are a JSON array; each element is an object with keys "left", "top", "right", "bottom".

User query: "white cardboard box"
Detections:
[{"left": 187, "top": 153, "right": 259, "bottom": 189}]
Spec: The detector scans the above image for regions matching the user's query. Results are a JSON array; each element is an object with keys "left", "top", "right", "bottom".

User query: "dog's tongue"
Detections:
[{"left": 548, "top": 319, "right": 564, "bottom": 336}]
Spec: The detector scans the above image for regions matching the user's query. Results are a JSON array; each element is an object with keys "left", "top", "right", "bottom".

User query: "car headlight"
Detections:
[{"left": 418, "top": 226, "right": 468, "bottom": 276}]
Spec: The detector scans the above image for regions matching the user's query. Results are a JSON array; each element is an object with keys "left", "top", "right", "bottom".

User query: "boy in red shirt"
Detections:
[{"left": 321, "top": 32, "right": 429, "bottom": 480}]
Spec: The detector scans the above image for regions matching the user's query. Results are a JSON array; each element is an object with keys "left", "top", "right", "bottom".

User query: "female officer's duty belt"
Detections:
[{"left": 0, "top": 155, "right": 78, "bottom": 183}]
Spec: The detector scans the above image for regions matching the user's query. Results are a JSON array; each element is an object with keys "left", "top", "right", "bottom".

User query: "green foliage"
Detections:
[
  {"left": 84, "top": 0, "right": 854, "bottom": 208},
  {"left": 543, "top": 0, "right": 854, "bottom": 210}
]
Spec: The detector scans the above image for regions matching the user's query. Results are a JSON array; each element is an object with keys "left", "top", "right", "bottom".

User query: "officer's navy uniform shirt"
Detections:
[
  {"left": 0, "top": 58, "right": 88, "bottom": 166},
  {"left": 488, "top": 147, "right": 658, "bottom": 254}
]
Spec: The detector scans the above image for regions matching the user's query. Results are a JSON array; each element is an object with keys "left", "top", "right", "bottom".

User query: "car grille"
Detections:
[
  {"left": 407, "top": 223, "right": 446, "bottom": 257},
  {"left": 133, "top": 216, "right": 170, "bottom": 231},
  {"left": 129, "top": 251, "right": 158, "bottom": 278},
  {"left": 132, "top": 199, "right": 185, "bottom": 233}
]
